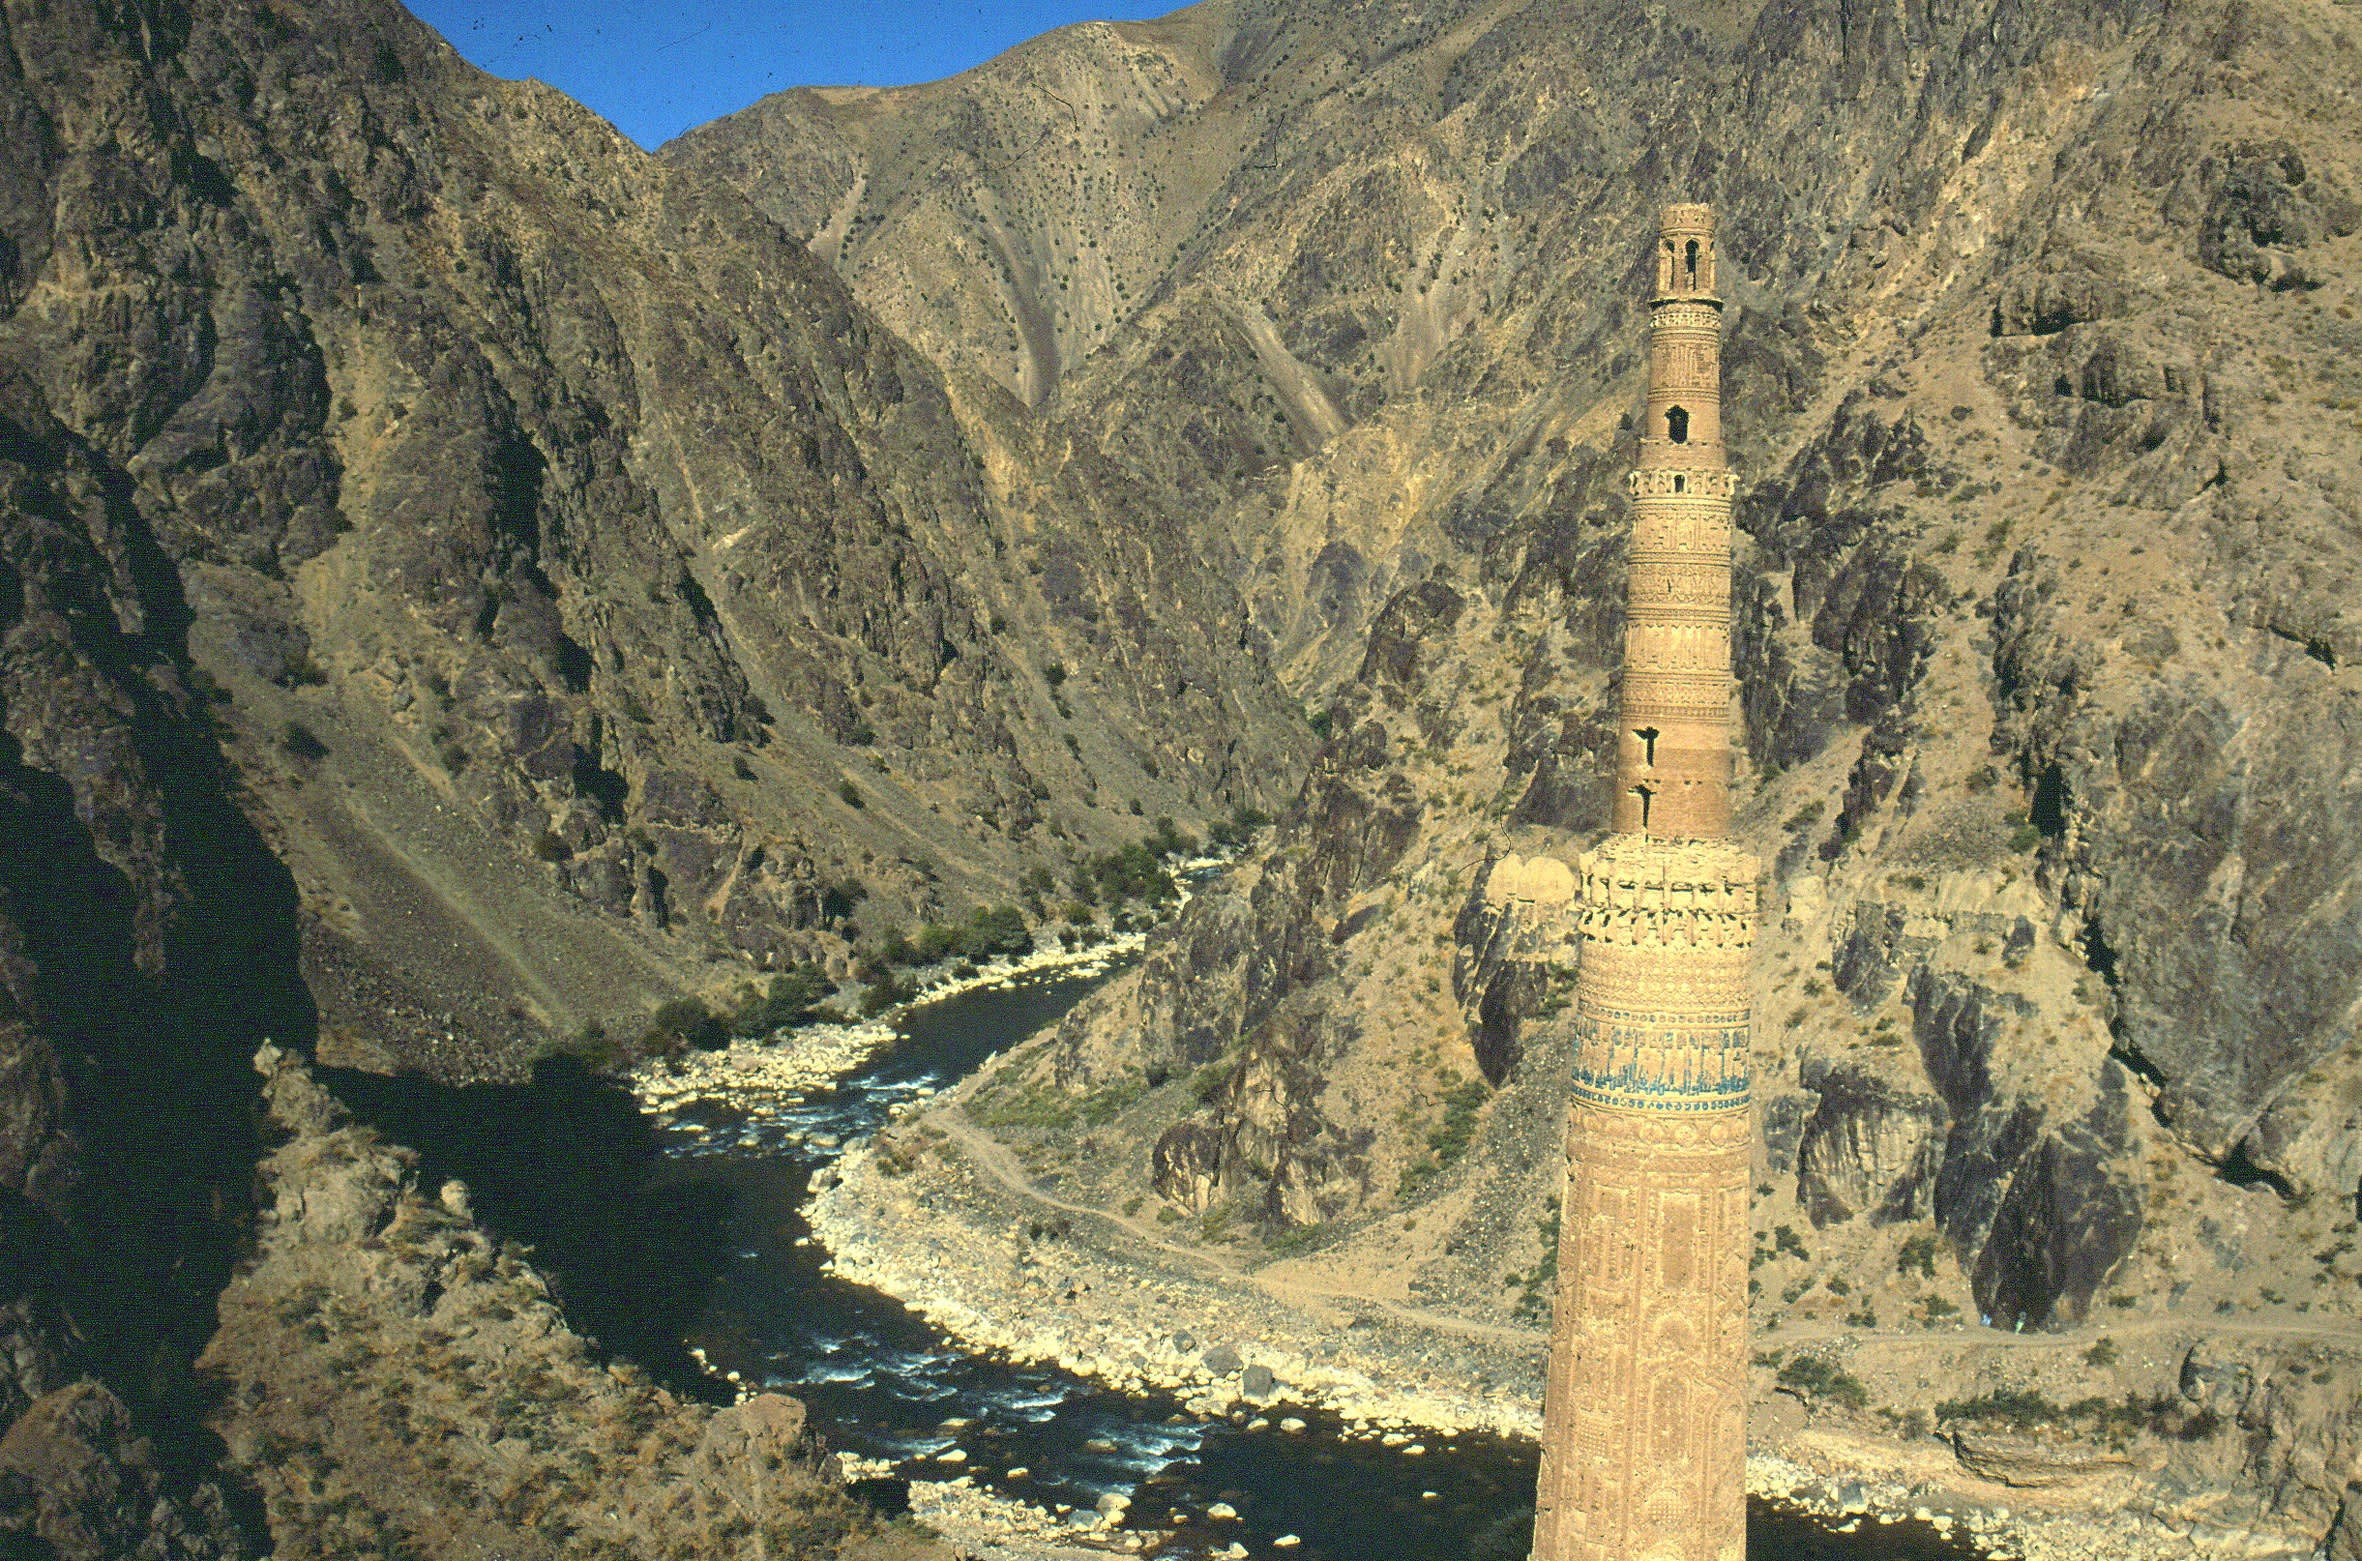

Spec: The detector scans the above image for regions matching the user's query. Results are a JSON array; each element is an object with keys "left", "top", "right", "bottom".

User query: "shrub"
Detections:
[
  {"left": 532, "top": 830, "right": 570, "bottom": 862},
  {"left": 1777, "top": 1355, "right": 1870, "bottom": 1411},
  {"left": 858, "top": 973, "right": 913, "bottom": 1017},
  {"left": 1205, "top": 804, "right": 1274, "bottom": 850},
  {"left": 281, "top": 720, "right": 328, "bottom": 760},
  {"left": 539, "top": 1022, "right": 627, "bottom": 1075},
  {"left": 959, "top": 904, "right": 1032, "bottom": 959},
  {"left": 645, "top": 997, "right": 727, "bottom": 1052},
  {"left": 820, "top": 878, "right": 866, "bottom": 920},
  {"left": 1935, "top": 1387, "right": 2061, "bottom": 1432},
  {"left": 1077, "top": 837, "right": 1179, "bottom": 906},
  {"left": 1427, "top": 1078, "right": 1490, "bottom": 1168},
  {"left": 1265, "top": 1221, "right": 1329, "bottom": 1256},
  {"left": 728, "top": 967, "right": 829, "bottom": 1037},
  {"left": 838, "top": 779, "right": 864, "bottom": 808}
]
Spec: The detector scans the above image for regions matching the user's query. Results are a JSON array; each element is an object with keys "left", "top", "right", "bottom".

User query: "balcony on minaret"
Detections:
[{"left": 1652, "top": 205, "right": 1718, "bottom": 301}]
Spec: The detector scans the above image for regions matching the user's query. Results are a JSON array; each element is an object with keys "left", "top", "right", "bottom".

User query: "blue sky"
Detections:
[{"left": 404, "top": 0, "right": 1185, "bottom": 149}]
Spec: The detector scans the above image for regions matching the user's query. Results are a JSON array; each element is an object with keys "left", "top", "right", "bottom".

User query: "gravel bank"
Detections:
[{"left": 808, "top": 1119, "right": 2321, "bottom": 1561}]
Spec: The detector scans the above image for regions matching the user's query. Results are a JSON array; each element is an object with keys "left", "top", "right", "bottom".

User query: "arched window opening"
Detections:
[
  {"left": 1672, "top": 474, "right": 1686, "bottom": 493},
  {"left": 1635, "top": 726, "right": 1660, "bottom": 767},
  {"left": 1631, "top": 783, "right": 1655, "bottom": 829},
  {"left": 1684, "top": 238, "right": 1701, "bottom": 284},
  {"left": 1666, "top": 406, "right": 1689, "bottom": 444}
]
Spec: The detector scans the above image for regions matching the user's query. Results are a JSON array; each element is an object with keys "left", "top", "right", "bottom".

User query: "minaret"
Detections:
[{"left": 1531, "top": 203, "right": 1758, "bottom": 1561}]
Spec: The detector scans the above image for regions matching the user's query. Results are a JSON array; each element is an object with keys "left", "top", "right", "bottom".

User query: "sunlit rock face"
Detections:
[
  {"left": 2, "top": 0, "right": 1312, "bottom": 1087},
  {"left": 779, "top": 0, "right": 2362, "bottom": 1550}
]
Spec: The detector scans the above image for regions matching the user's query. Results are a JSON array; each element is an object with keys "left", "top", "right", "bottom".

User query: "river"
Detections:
[{"left": 646, "top": 959, "right": 1992, "bottom": 1561}]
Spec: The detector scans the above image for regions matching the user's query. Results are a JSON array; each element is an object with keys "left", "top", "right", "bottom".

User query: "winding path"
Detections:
[
  {"left": 926, "top": 1100, "right": 1543, "bottom": 1349},
  {"left": 928, "top": 1100, "right": 2362, "bottom": 1364}
]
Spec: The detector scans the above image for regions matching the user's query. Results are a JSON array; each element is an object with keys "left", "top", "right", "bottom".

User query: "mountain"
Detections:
[
  {"left": 5, "top": 0, "right": 2361, "bottom": 1547},
  {"left": 674, "top": 0, "right": 2362, "bottom": 1546},
  {"left": 5, "top": 0, "right": 1311, "bottom": 1086},
  {"left": 0, "top": 0, "right": 1315, "bottom": 1550}
]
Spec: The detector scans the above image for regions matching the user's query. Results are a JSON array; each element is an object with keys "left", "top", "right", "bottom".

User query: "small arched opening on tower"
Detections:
[
  {"left": 1635, "top": 726, "right": 1660, "bottom": 767},
  {"left": 1630, "top": 783, "right": 1655, "bottom": 828},
  {"left": 1684, "top": 238, "right": 1701, "bottom": 285},
  {"left": 1666, "top": 406, "right": 1689, "bottom": 443},
  {"left": 1673, "top": 474, "right": 1686, "bottom": 492}
]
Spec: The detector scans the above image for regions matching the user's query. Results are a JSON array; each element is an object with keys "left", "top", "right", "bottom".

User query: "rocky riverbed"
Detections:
[
  {"left": 586, "top": 927, "right": 2349, "bottom": 1561},
  {"left": 627, "top": 941, "right": 1151, "bottom": 1127},
  {"left": 804, "top": 1093, "right": 2337, "bottom": 1561}
]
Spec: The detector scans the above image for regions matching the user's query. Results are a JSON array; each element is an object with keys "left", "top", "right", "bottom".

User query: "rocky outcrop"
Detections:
[
  {"left": 1795, "top": 1060, "right": 1945, "bottom": 1228},
  {"left": 1451, "top": 853, "right": 1577, "bottom": 1087},
  {"left": 1946, "top": 1432, "right": 2132, "bottom": 1490},
  {"left": 1817, "top": 884, "right": 2146, "bottom": 1331},
  {"left": 0, "top": 363, "right": 293, "bottom": 1561},
  {"left": 2188, "top": 139, "right": 2362, "bottom": 291},
  {"left": 196, "top": 1045, "right": 920, "bottom": 1561},
  {"left": 0, "top": 1382, "right": 251, "bottom": 1561}
]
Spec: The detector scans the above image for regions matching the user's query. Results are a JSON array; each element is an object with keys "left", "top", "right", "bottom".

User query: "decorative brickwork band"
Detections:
[{"left": 1628, "top": 469, "right": 1739, "bottom": 500}]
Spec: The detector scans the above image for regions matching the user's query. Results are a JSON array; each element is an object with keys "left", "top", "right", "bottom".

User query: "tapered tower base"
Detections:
[{"left": 1532, "top": 1100, "right": 1749, "bottom": 1561}]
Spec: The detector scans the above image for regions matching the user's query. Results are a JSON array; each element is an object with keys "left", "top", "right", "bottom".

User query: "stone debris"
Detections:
[{"left": 196, "top": 1045, "right": 903, "bottom": 1561}]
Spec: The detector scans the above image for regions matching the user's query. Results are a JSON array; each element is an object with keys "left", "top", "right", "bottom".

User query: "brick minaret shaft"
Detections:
[
  {"left": 1531, "top": 203, "right": 1758, "bottom": 1561},
  {"left": 1615, "top": 202, "right": 1734, "bottom": 839}
]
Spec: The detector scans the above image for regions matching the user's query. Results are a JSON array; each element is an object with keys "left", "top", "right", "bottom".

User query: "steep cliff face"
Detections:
[
  {"left": 780, "top": 0, "right": 2362, "bottom": 1542},
  {"left": 1, "top": 0, "right": 1309, "bottom": 1084},
  {"left": 0, "top": 378, "right": 283, "bottom": 1556}
]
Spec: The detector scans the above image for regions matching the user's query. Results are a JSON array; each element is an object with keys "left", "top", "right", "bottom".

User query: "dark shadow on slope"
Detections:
[{"left": 327, "top": 1057, "right": 735, "bottom": 1398}]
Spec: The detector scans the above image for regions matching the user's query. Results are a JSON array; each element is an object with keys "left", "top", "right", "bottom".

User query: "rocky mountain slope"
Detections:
[
  {"left": 680, "top": 0, "right": 2362, "bottom": 1546},
  {"left": 4, "top": 0, "right": 1309, "bottom": 1085},
  {"left": 1, "top": 0, "right": 1310, "bottom": 1551}
]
